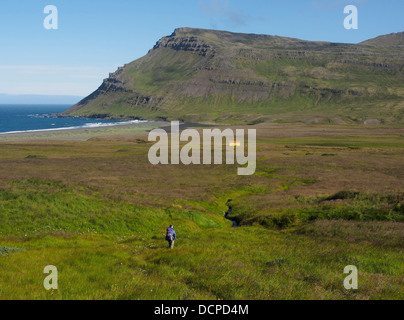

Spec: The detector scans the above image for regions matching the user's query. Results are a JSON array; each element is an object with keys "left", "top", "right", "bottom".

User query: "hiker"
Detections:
[{"left": 166, "top": 225, "right": 177, "bottom": 249}]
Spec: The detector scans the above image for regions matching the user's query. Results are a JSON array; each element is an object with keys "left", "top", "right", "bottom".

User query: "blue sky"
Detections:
[{"left": 0, "top": 0, "right": 403, "bottom": 98}]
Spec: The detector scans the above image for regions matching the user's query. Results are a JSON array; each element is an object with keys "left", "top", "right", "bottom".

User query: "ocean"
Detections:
[{"left": 0, "top": 104, "right": 146, "bottom": 134}]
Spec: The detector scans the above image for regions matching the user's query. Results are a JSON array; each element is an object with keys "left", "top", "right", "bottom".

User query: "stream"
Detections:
[{"left": 224, "top": 199, "right": 238, "bottom": 227}]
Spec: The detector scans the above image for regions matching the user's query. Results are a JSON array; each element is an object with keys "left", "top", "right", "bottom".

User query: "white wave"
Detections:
[{"left": 0, "top": 119, "right": 149, "bottom": 135}]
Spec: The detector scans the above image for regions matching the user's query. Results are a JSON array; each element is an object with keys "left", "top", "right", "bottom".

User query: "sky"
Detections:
[{"left": 0, "top": 0, "right": 403, "bottom": 100}]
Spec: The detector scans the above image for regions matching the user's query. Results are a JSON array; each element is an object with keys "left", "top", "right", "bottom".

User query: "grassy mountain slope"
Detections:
[
  {"left": 361, "top": 31, "right": 404, "bottom": 47},
  {"left": 64, "top": 28, "right": 404, "bottom": 124}
]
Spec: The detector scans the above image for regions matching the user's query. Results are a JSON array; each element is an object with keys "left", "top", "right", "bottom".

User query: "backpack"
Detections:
[{"left": 166, "top": 228, "right": 174, "bottom": 241}]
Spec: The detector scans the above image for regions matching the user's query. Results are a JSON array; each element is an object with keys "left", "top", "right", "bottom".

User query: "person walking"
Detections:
[{"left": 166, "top": 225, "right": 177, "bottom": 249}]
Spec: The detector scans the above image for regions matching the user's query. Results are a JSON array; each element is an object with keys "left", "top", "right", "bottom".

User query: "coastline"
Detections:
[{"left": 0, "top": 120, "right": 169, "bottom": 142}]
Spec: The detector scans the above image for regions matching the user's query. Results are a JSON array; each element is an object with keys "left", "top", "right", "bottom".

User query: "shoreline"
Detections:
[
  {"left": 0, "top": 119, "right": 150, "bottom": 136},
  {"left": 0, "top": 118, "right": 220, "bottom": 142},
  {"left": 0, "top": 120, "right": 169, "bottom": 142}
]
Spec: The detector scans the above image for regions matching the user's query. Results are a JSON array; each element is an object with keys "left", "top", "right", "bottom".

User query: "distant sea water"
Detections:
[{"left": 0, "top": 105, "right": 147, "bottom": 134}]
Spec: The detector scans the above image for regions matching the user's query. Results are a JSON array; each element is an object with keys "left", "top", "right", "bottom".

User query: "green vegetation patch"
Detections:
[
  {"left": 0, "top": 179, "right": 227, "bottom": 237},
  {"left": 0, "top": 246, "right": 23, "bottom": 256}
]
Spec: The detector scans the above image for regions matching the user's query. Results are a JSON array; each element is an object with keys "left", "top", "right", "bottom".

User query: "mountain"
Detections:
[
  {"left": 63, "top": 28, "right": 404, "bottom": 124},
  {"left": 360, "top": 32, "right": 404, "bottom": 47}
]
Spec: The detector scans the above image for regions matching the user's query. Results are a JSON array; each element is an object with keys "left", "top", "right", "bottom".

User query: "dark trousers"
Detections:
[{"left": 168, "top": 240, "right": 175, "bottom": 249}]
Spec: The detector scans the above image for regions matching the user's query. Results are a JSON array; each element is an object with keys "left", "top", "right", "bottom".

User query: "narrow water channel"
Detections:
[{"left": 224, "top": 199, "right": 238, "bottom": 227}]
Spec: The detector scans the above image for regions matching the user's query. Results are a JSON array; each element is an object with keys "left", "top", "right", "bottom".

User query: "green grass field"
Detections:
[{"left": 0, "top": 123, "right": 403, "bottom": 300}]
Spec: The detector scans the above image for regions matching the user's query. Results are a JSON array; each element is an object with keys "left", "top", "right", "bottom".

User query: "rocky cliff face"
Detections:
[
  {"left": 75, "top": 68, "right": 129, "bottom": 107},
  {"left": 151, "top": 29, "right": 215, "bottom": 57},
  {"left": 64, "top": 28, "right": 404, "bottom": 124}
]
